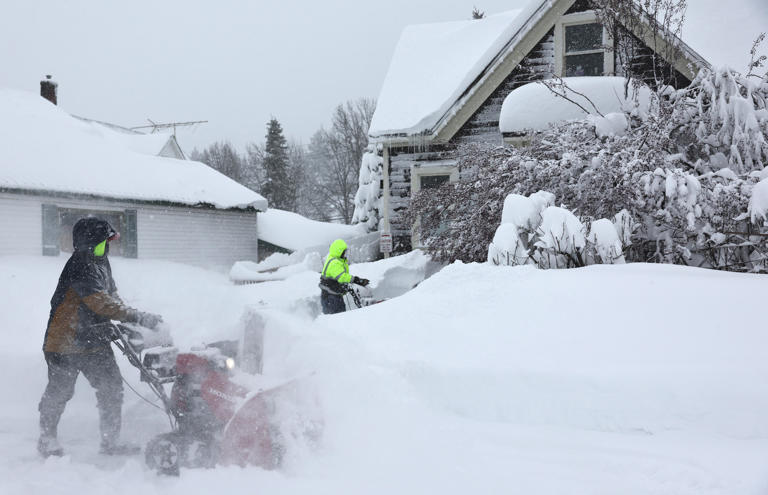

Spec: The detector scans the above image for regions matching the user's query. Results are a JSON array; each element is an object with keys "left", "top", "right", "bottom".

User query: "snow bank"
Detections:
[
  {"left": 2, "top": 255, "right": 768, "bottom": 493},
  {"left": 0, "top": 88, "right": 266, "bottom": 210},
  {"left": 229, "top": 252, "right": 323, "bottom": 284},
  {"left": 370, "top": 2, "right": 549, "bottom": 137},
  {"left": 258, "top": 208, "right": 366, "bottom": 252},
  {"left": 353, "top": 250, "right": 436, "bottom": 300},
  {"left": 500, "top": 77, "right": 651, "bottom": 135}
]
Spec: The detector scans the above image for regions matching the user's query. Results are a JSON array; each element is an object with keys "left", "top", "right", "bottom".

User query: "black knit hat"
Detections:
[{"left": 72, "top": 217, "right": 118, "bottom": 251}]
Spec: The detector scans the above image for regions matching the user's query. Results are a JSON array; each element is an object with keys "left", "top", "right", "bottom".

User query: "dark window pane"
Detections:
[
  {"left": 565, "top": 52, "right": 604, "bottom": 76},
  {"left": 565, "top": 23, "right": 603, "bottom": 53},
  {"left": 420, "top": 174, "right": 450, "bottom": 190},
  {"left": 41, "top": 204, "right": 60, "bottom": 256}
]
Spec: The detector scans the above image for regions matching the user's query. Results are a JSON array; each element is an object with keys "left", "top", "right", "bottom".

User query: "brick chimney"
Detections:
[{"left": 40, "top": 75, "right": 58, "bottom": 105}]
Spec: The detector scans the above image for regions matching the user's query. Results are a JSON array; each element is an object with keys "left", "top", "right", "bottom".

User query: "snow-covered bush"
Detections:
[
  {"left": 351, "top": 147, "right": 383, "bottom": 232},
  {"left": 673, "top": 68, "right": 768, "bottom": 174},
  {"left": 535, "top": 206, "right": 588, "bottom": 268},
  {"left": 410, "top": 66, "right": 768, "bottom": 272},
  {"left": 488, "top": 191, "right": 553, "bottom": 266},
  {"left": 489, "top": 191, "right": 626, "bottom": 269},
  {"left": 588, "top": 218, "right": 626, "bottom": 264}
]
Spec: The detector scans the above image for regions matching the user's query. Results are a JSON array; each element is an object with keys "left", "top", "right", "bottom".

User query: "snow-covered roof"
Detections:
[
  {"left": 258, "top": 208, "right": 366, "bottom": 252},
  {"left": 0, "top": 88, "right": 266, "bottom": 211},
  {"left": 74, "top": 117, "right": 186, "bottom": 160},
  {"left": 369, "top": 0, "right": 754, "bottom": 141},
  {"left": 368, "top": 5, "right": 541, "bottom": 138},
  {"left": 499, "top": 77, "right": 651, "bottom": 135}
]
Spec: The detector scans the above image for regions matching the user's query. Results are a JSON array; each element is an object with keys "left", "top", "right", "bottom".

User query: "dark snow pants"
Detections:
[
  {"left": 38, "top": 347, "right": 123, "bottom": 443},
  {"left": 320, "top": 292, "right": 346, "bottom": 315}
]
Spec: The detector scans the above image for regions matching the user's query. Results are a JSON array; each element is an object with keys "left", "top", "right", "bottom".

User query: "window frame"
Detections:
[
  {"left": 410, "top": 164, "right": 459, "bottom": 249},
  {"left": 554, "top": 11, "right": 614, "bottom": 78}
]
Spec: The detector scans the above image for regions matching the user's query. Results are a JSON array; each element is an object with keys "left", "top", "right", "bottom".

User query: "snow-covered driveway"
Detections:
[{"left": 2, "top": 255, "right": 768, "bottom": 494}]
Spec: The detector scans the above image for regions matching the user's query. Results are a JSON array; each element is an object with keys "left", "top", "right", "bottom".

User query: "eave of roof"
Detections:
[{"left": 0, "top": 186, "right": 265, "bottom": 212}]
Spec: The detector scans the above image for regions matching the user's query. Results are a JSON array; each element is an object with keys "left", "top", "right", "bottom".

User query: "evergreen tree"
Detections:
[{"left": 261, "top": 118, "right": 294, "bottom": 210}]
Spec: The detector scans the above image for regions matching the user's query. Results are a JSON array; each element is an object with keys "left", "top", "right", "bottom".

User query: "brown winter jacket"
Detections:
[{"left": 43, "top": 220, "right": 141, "bottom": 354}]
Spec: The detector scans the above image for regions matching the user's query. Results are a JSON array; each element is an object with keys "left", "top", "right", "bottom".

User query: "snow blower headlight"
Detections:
[{"left": 225, "top": 357, "right": 235, "bottom": 370}]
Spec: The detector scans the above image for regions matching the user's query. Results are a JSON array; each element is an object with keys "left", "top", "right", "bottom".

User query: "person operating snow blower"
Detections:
[
  {"left": 37, "top": 217, "right": 163, "bottom": 457},
  {"left": 319, "top": 239, "right": 369, "bottom": 314}
]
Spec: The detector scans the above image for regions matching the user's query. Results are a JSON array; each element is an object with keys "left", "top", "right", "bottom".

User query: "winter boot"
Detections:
[
  {"left": 100, "top": 439, "right": 141, "bottom": 455},
  {"left": 37, "top": 435, "right": 64, "bottom": 458}
]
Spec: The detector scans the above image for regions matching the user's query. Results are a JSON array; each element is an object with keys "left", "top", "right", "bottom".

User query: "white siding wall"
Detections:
[
  {"left": 0, "top": 192, "right": 259, "bottom": 268},
  {"left": 0, "top": 193, "right": 42, "bottom": 256},
  {"left": 138, "top": 207, "right": 258, "bottom": 268}
]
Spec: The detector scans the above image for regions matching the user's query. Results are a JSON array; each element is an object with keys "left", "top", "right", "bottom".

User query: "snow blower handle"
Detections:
[
  {"left": 346, "top": 284, "right": 364, "bottom": 309},
  {"left": 136, "top": 311, "right": 163, "bottom": 331}
]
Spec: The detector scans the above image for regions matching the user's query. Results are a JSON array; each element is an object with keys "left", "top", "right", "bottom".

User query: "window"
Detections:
[
  {"left": 58, "top": 208, "right": 126, "bottom": 256},
  {"left": 565, "top": 23, "right": 604, "bottom": 76},
  {"left": 420, "top": 174, "right": 450, "bottom": 190},
  {"left": 554, "top": 12, "right": 614, "bottom": 78},
  {"left": 410, "top": 166, "right": 459, "bottom": 248}
]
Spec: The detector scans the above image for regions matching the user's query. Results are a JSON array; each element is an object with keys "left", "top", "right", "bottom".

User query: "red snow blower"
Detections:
[{"left": 109, "top": 323, "right": 304, "bottom": 476}]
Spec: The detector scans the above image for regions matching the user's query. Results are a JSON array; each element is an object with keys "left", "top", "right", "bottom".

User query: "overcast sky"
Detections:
[{"left": 1, "top": 0, "right": 766, "bottom": 153}]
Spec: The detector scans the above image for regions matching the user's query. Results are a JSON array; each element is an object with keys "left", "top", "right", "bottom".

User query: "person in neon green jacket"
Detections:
[{"left": 319, "top": 239, "right": 369, "bottom": 314}]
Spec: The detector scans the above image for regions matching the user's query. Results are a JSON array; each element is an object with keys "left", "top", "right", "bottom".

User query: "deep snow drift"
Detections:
[{"left": 2, "top": 254, "right": 768, "bottom": 494}]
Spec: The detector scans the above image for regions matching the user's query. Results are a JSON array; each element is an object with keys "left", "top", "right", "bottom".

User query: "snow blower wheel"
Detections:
[{"left": 146, "top": 434, "right": 181, "bottom": 476}]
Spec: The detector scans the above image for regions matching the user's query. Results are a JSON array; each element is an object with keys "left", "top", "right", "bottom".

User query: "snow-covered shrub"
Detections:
[
  {"left": 488, "top": 191, "right": 626, "bottom": 269},
  {"left": 535, "top": 206, "right": 588, "bottom": 268},
  {"left": 488, "top": 223, "right": 529, "bottom": 266},
  {"left": 410, "top": 66, "right": 768, "bottom": 272},
  {"left": 488, "top": 190, "right": 553, "bottom": 266},
  {"left": 351, "top": 147, "right": 383, "bottom": 232},
  {"left": 501, "top": 191, "right": 554, "bottom": 229},
  {"left": 588, "top": 218, "right": 626, "bottom": 264},
  {"left": 586, "top": 112, "right": 629, "bottom": 138},
  {"left": 673, "top": 68, "right": 768, "bottom": 174}
]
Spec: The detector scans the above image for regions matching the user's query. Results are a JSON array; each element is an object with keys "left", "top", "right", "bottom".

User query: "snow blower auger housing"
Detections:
[{"left": 109, "top": 323, "right": 286, "bottom": 476}]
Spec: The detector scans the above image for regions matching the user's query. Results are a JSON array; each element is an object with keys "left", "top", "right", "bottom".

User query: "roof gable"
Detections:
[
  {"left": 370, "top": 0, "right": 714, "bottom": 144},
  {"left": 74, "top": 116, "right": 187, "bottom": 160},
  {"left": 369, "top": 8, "right": 528, "bottom": 139}
]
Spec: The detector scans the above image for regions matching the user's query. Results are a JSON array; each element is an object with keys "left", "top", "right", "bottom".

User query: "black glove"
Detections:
[
  {"left": 137, "top": 311, "right": 163, "bottom": 330},
  {"left": 352, "top": 276, "right": 370, "bottom": 287}
]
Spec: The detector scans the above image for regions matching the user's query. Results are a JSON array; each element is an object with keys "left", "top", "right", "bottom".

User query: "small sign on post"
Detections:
[{"left": 379, "top": 231, "right": 393, "bottom": 256}]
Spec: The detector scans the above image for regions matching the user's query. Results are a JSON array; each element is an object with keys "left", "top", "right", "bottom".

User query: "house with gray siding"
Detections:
[
  {"left": 0, "top": 82, "right": 267, "bottom": 269},
  {"left": 367, "top": 0, "right": 711, "bottom": 252}
]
